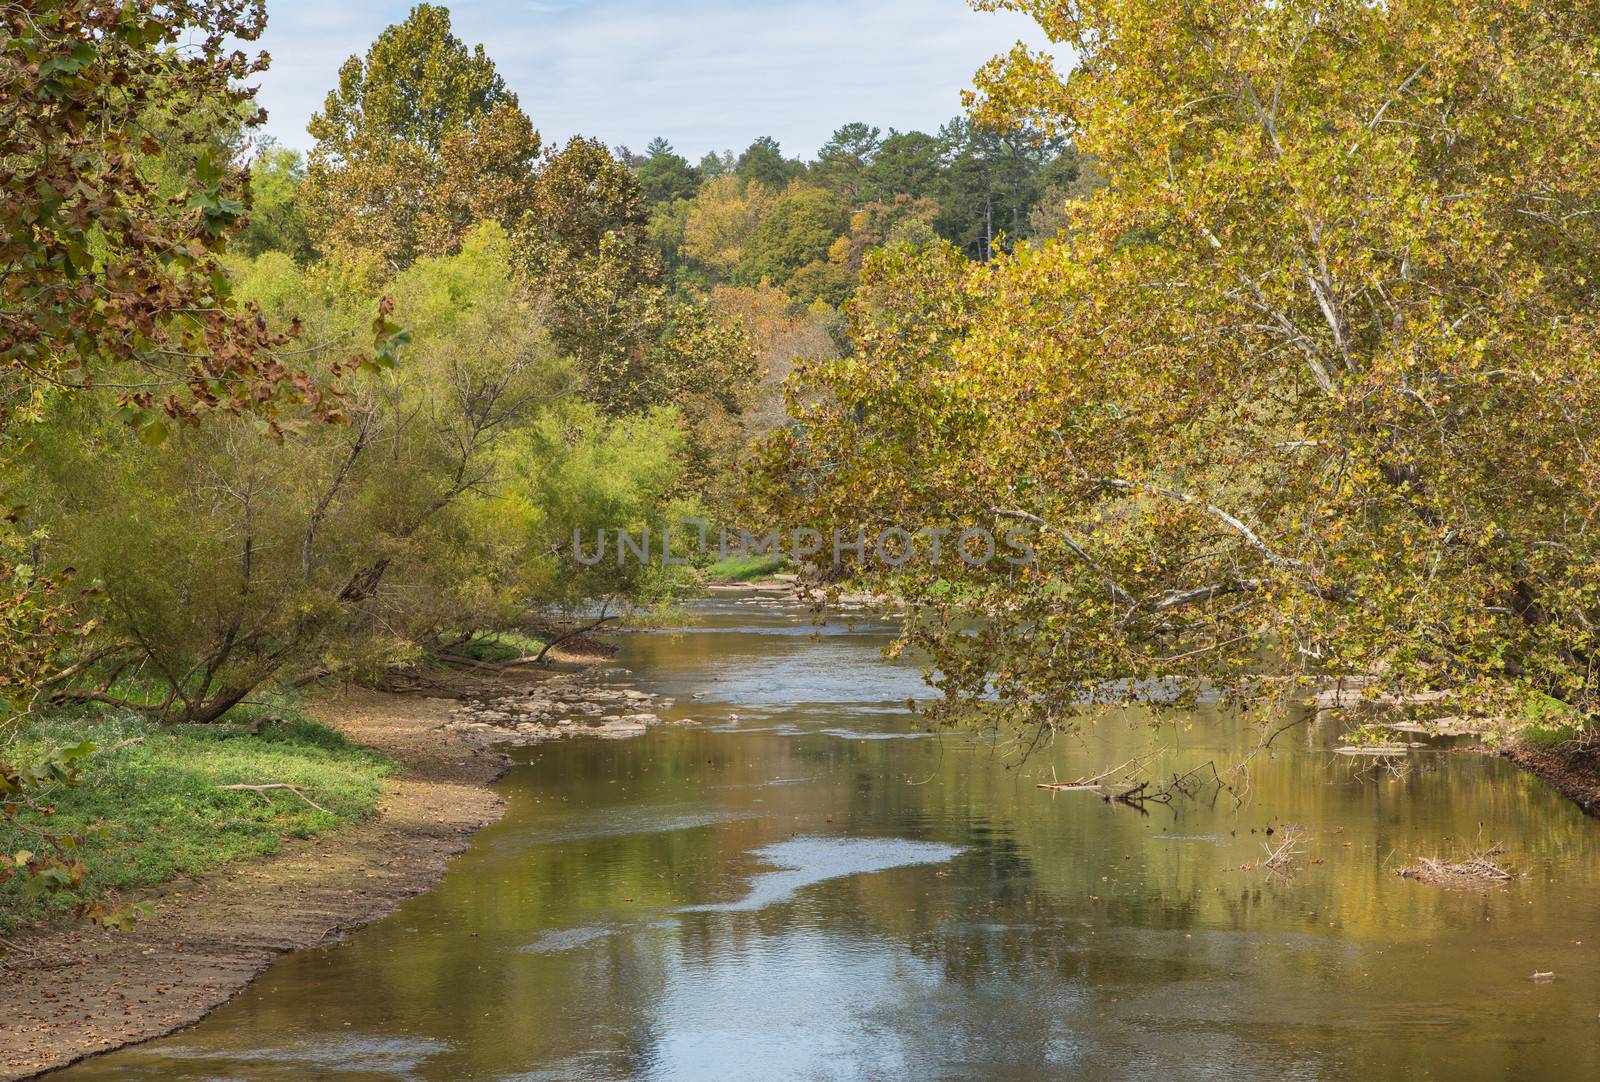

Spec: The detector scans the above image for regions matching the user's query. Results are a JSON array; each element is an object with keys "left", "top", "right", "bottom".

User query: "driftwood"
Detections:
[
  {"left": 219, "top": 783, "right": 331, "bottom": 815},
  {"left": 1036, "top": 754, "right": 1165, "bottom": 809},
  {"left": 1397, "top": 855, "right": 1512, "bottom": 887}
]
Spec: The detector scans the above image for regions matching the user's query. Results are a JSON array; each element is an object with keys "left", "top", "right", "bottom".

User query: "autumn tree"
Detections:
[
  {"left": 764, "top": 0, "right": 1600, "bottom": 735},
  {"left": 736, "top": 184, "right": 850, "bottom": 291},
  {"left": 0, "top": 0, "right": 365, "bottom": 917},
  {"left": 681, "top": 175, "right": 776, "bottom": 280},
  {"left": 515, "top": 138, "right": 755, "bottom": 438},
  {"left": 303, "top": 3, "right": 539, "bottom": 270}
]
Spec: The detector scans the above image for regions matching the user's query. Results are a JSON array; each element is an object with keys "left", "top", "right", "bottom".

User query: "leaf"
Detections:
[{"left": 138, "top": 418, "right": 169, "bottom": 446}]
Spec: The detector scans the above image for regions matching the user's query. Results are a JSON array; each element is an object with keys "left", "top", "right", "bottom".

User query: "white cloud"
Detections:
[{"left": 249, "top": 0, "right": 1057, "bottom": 157}]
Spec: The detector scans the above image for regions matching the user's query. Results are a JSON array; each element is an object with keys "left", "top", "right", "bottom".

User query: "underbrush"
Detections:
[
  {"left": 0, "top": 696, "right": 393, "bottom": 932},
  {"left": 1514, "top": 692, "right": 1599, "bottom": 749}
]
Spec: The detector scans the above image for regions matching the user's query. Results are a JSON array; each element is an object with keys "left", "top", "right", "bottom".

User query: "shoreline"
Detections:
[
  {"left": 1502, "top": 740, "right": 1600, "bottom": 817},
  {"left": 0, "top": 655, "right": 644, "bottom": 1081}
]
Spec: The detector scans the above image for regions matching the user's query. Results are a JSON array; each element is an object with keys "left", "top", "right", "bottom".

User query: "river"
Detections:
[{"left": 58, "top": 594, "right": 1600, "bottom": 1079}]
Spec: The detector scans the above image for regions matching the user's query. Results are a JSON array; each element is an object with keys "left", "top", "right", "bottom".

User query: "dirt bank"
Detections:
[
  {"left": 1503, "top": 740, "right": 1600, "bottom": 817},
  {"left": 0, "top": 661, "right": 625, "bottom": 1080}
]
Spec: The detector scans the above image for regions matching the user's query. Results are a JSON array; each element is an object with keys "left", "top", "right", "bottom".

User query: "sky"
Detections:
[{"left": 248, "top": 0, "right": 1056, "bottom": 159}]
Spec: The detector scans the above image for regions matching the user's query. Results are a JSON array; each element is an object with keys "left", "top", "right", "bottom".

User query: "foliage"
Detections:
[
  {"left": 19, "top": 222, "right": 715, "bottom": 719},
  {"left": 0, "top": 0, "right": 346, "bottom": 432},
  {"left": 736, "top": 184, "right": 851, "bottom": 290},
  {"left": 636, "top": 138, "right": 703, "bottom": 206},
  {"left": 303, "top": 3, "right": 539, "bottom": 270},
  {"left": 238, "top": 144, "right": 315, "bottom": 262},
  {"left": 682, "top": 175, "right": 776, "bottom": 279},
  {"left": 763, "top": 0, "right": 1600, "bottom": 735},
  {"left": 709, "top": 285, "right": 842, "bottom": 433},
  {"left": 735, "top": 136, "right": 806, "bottom": 191},
  {"left": 0, "top": 0, "right": 372, "bottom": 924},
  {"left": 814, "top": 123, "right": 883, "bottom": 200}
]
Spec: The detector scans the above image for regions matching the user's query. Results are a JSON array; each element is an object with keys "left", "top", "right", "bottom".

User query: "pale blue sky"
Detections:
[{"left": 248, "top": 0, "right": 1054, "bottom": 158}]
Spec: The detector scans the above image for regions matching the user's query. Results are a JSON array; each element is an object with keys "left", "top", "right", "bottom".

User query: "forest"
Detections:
[
  {"left": 6, "top": 1, "right": 1600, "bottom": 1077},
  {"left": 0, "top": 0, "right": 1093, "bottom": 929}
]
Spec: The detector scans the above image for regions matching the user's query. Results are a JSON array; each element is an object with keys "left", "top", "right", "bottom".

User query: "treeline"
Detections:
[
  {"left": 5, "top": 2, "right": 767, "bottom": 732},
  {"left": 251, "top": 118, "right": 1098, "bottom": 308},
  {"left": 2, "top": 0, "right": 1095, "bottom": 739}
]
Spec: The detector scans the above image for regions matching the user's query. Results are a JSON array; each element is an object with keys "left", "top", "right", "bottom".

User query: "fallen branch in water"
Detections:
[
  {"left": 1397, "top": 850, "right": 1513, "bottom": 887},
  {"left": 1037, "top": 753, "right": 1167, "bottom": 810},
  {"left": 219, "top": 783, "right": 331, "bottom": 815},
  {"left": 1262, "top": 827, "right": 1304, "bottom": 873}
]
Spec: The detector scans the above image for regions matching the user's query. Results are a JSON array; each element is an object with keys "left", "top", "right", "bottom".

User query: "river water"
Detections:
[{"left": 60, "top": 596, "right": 1600, "bottom": 1080}]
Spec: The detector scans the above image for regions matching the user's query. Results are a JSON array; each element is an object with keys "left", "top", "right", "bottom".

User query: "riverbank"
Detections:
[
  {"left": 1503, "top": 739, "right": 1600, "bottom": 817},
  {"left": 0, "top": 653, "right": 660, "bottom": 1080}
]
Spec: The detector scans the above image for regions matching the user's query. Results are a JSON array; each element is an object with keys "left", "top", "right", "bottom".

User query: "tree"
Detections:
[
  {"left": 517, "top": 140, "right": 757, "bottom": 425},
  {"left": 681, "top": 175, "right": 776, "bottom": 280},
  {"left": 1, "top": 0, "right": 347, "bottom": 435},
  {"left": 636, "top": 138, "right": 703, "bottom": 206},
  {"left": 523, "top": 137, "right": 650, "bottom": 272},
  {"left": 827, "top": 194, "right": 942, "bottom": 277},
  {"left": 303, "top": 4, "right": 539, "bottom": 270},
  {"left": 1025, "top": 145, "right": 1106, "bottom": 239},
  {"left": 21, "top": 225, "right": 685, "bottom": 721},
  {"left": 764, "top": 0, "right": 1600, "bottom": 735},
  {"left": 736, "top": 184, "right": 850, "bottom": 289},
  {"left": 238, "top": 144, "right": 314, "bottom": 261},
  {"left": 698, "top": 150, "right": 736, "bottom": 179},
  {"left": 860, "top": 130, "right": 946, "bottom": 204},
  {"left": 735, "top": 137, "right": 805, "bottom": 191},
  {"left": 815, "top": 123, "right": 882, "bottom": 200},
  {"left": 0, "top": 0, "right": 364, "bottom": 921},
  {"left": 937, "top": 115, "right": 1065, "bottom": 260}
]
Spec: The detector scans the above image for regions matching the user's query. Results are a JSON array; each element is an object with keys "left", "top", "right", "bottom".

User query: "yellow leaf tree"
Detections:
[{"left": 764, "top": 0, "right": 1600, "bottom": 735}]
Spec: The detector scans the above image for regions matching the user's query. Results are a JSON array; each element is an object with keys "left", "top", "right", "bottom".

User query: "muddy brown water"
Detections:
[{"left": 57, "top": 596, "right": 1600, "bottom": 1079}]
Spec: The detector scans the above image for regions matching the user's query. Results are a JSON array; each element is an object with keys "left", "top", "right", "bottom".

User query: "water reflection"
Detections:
[
  {"left": 681, "top": 837, "right": 964, "bottom": 912},
  {"left": 60, "top": 595, "right": 1600, "bottom": 1081}
]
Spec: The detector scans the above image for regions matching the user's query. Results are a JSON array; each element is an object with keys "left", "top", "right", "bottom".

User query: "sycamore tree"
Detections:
[
  {"left": 762, "top": 0, "right": 1600, "bottom": 736},
  {"left": 0, "top": 0, "right": 377, "bottom": 918},
  {"left": 304, "top": 3, "right": 540, "bottom": 271}
]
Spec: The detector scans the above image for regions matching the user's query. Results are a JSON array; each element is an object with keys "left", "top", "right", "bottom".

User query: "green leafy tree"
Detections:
[
  {"left": 736, "top": 184, "right": 850, "bottom": 290},
  {"left": 860, "top": 130, "right": 946, "bottom": 204},
  {"left": 814, "top": 123, "right": 882, "bottom": 200},
  {"left": 735, "top": 136, "right": 805, "bottom": 191},
  {"left": 698, "top": 149, "right": 736, "bottom": 179},
  {"left": 0, "top": 0, "right": 360, "bottom": 922},
  {"left": 937, "top": 115, "right": 1065, "bottom": 260},
  {"left": 238, "top": 143, "right": 315, "bottom": 261},
  {"left": 636, "top": 138, "right": 703, "bottom": 206},
  {"left": 26, "top": 226, "right": 577, "bottom": 719}
]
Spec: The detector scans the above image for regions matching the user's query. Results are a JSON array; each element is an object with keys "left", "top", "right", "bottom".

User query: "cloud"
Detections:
[{"left": 249, "top": 0, "right": 1056, "bottom": 157}]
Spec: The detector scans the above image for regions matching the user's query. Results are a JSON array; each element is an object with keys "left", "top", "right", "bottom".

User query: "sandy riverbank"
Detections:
[{"left": 0, "top": 655, "right": 670, "bottom": 1080}]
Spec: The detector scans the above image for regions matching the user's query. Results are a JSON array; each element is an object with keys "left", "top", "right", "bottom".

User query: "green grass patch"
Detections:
[
  {"left": 704, "top": 553, "right": 786, "bottom": 582},
  {"left": 0, "top": 704, "right": 393, "bottom": 931},
  {"left": 450, "top": 630, "right": 547, "bottom": 664}
]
